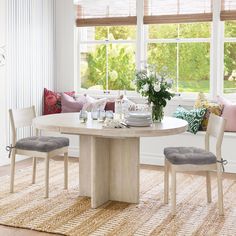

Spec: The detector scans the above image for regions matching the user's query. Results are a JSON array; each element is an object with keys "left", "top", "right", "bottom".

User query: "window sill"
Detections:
[{"left": 76, "top": 89, "right": 236, "bottom": 104}]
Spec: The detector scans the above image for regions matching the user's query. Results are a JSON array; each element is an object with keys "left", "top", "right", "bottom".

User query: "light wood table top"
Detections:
[{"left": 33, "top": 113, "right": 188, "bottom": 138}]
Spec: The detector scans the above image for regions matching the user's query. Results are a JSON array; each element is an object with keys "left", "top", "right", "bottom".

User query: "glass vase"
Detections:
[{"left": 152, "top": 104, "right": 164, "bottom": 123}]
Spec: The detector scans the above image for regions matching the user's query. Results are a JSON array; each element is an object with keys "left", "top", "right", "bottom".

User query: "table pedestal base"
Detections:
[{"left": 79, "top": 135, "right": 140, "bottom": 208}]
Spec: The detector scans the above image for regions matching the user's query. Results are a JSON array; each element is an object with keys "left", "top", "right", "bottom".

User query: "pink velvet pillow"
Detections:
[
  {"left": 217, "top": 96, "right": 236, "bottom": 131},
  {"left": 61, "top": 93, "right": 86, "bottom": 113}
]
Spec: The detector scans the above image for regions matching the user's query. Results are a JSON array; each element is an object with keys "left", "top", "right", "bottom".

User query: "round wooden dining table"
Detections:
[{"left": 33, "top": 113, "right": 188, "bottom": 208}]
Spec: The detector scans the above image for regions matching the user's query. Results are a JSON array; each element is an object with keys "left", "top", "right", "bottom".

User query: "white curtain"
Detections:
[{"left": 6, "top": 0, "right": 55, "bottom": 142}]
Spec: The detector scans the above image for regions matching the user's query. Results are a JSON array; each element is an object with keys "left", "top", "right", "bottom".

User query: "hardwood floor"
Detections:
[
  {"left": 0, "top": 157, "right": 235, "bottom": 236},
  {"left": 0, "top": 225, "right": 58, "bottom": 236}
]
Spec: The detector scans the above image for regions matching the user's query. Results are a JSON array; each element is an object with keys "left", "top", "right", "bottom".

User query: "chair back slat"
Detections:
[
  {"left": 205, "top": 113, "right": 226, "bottom": 160},
  {"left": 207, "top": 114, "right": 225, "bottom": 138},
  {"left": 9, "top": 106, "right": 36, "bottom": 129}
]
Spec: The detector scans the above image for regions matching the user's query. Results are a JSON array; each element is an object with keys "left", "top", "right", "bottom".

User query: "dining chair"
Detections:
[
  {"left": 9, "top": 106, "right": 69, "bottom": 198},
  {"left": 163, "top": 113, "right": 226, "bottom": 216}
]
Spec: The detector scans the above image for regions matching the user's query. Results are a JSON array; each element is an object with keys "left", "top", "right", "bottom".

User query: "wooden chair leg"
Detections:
[
  {"left": 64, "top": 152, "right": 68, "bottom": 190},
  {"left": 171, "top": 167, "right": 176, "bottom": 215},
  {"left": 206, "top": 171, "right": 212, "bottom": 203},
  {"left": 164, "top": 158, "right": 169, "bottom": 204},
  {"left": 32, "top": 157, "right": 37, "bottom": 184},
  {"left": 10, "top": 150, "right": 16, "bottom": 193},
  {"left": 45, "top": 157, "right": 49, "bottom": 198},
  {"left": 216, "top": 164, "right": 224, "bottom": 216}
]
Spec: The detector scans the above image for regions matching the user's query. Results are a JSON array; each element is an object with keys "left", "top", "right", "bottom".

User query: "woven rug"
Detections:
[{"left": 0, "top": 160, "right": 236, "bottom": 236}]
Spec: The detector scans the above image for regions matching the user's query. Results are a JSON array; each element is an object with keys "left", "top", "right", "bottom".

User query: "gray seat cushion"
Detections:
[
  {"left": 164, "top": 147, "right": 217, "bottom": 165},
  {"left": 16, "top": 136, "right": 69, "bottom": 152}
]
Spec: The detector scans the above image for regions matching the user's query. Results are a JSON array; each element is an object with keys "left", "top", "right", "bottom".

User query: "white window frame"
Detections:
[
  {"left": 223, "top": 23, "right": 236, "bottom": 100},
  {"left": 77, "top": 28, "right": 137, "bottom": 96},
  {"left": 76, "top": 0, "right": 236, "bottom": 101}
]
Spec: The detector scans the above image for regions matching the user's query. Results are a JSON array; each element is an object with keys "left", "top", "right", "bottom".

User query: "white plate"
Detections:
[
  {"left": 127, "top": 112, "right": 151, "bottom": 119},
  {"left": 125, "top": 120, "right": 152, "bottom": 127},
  {"left": 125, "top": 117, "right": 152, "bottom": 122}
]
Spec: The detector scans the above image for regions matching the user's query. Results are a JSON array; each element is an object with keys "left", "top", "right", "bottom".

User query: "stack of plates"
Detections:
[{"left": 124, "top": 112, "right": 152, "bottom": 127}]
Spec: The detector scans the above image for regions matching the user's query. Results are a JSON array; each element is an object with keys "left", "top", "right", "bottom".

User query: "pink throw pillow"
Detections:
[
  {"left": 217, "top": 95, "right": 236, "bottom": 131},
  {"left": 61, "top": 93, "right": 86, "bottom": 113}
]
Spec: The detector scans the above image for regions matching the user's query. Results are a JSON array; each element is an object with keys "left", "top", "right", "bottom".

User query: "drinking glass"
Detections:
[
  {"left": 98, "top": 110, "right": 106, "bottom": 122},
  {"left": 91, "top": 109, "right": 98, "bottom": 120},
  {"left": 79, "top": 110, "right": 88, "bottom": 123},
  {"left": 106, "top": 110, "right": 114, "bottom": 119}
]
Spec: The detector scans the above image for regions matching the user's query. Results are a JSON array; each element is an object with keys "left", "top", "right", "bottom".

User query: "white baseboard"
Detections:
[
  {"left": 68, "top": 146, "right": 80, "bottom": 158},
  {"left": 0, "top": 151, "right": 28, "bottom": 166},
  {"left": 140, "top": 152, "right": 164, "bottom": 166}
]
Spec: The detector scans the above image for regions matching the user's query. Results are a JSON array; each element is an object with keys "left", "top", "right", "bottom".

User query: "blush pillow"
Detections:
[
  {"left": 61, "top": 93, "right": 86, "bottom": 113},
  {"left": 43, "top": 88, "right": 75, "bottom": 115},
  {"left": 82, "top": 95, "right": 107, "bottom": 111},
  {"left": 217, "top": 96, "right": 236, "bottom": 131}
]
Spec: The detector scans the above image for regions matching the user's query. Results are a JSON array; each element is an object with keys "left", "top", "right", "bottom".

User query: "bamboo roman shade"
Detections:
[
  {"left": 144, "top": 0, "right": 213, "bottom": 24},
  {"left": 75, "top": 0, "right": 137, "bottom": 27},
  {"left": 221, "top": 0, "right": 236, "bottom": 20}
]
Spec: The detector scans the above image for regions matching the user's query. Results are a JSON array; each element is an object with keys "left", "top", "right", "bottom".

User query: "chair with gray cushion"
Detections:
[
  {"left": 9, "top": 106, "right": 69, "bottom": 198},
  {"left": 164, "top": 114, "right": 226, "bottom": 216}
]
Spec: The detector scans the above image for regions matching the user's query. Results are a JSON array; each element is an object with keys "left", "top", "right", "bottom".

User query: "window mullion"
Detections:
[
  {"left": 136, "top": 0, "right": 144, "bottom": 70},
  {"left": 105, "top": 40, "right": 109, "bottom": 93},
  {"left": 176, "top": 24, "right": 180, "bottom": 92},
  {"left": 210, "top": 0, "right": 223, "bottom": 99},
  {"left": 77, "top": 28, "right": 81, "bottom": 90},
  {"left": 147, "top": 38, "right": 210, "bottom": 43}
]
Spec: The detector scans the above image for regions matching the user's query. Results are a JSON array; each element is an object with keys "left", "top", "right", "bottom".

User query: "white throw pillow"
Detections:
[{"left": 82, "top": 95, "right": 107, "bottom": 111}]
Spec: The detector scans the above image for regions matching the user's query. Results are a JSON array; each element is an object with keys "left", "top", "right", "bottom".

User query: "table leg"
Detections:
[
  {"left": 79, "top": 135, "right": 92, "bottom": 197},
  {"left": 79, "top": 135, "right": 140, "bottom": 208},
  {"left": 91, "top": 137, "right": 110, "bottom": 208},
  {"left": 109, "top": 138, "right": 140, "bottom": 204}
]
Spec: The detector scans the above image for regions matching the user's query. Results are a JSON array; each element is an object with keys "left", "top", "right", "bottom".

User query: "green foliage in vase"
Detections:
[{"left": 134, "top": 66, "right": 174, "bottom": 107}]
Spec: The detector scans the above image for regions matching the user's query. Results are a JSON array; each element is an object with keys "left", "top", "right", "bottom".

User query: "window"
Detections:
[
  {"left": 224, "top": 21, "right": 236, "bottom": 94},
  {"left": 75, "top": 0, "right": 236, "bottom": 98},
  {"left": 79, "top": 26, "right": 136, "bottom": 91},
  {"left": 147, "top": 23, "right": 211, "bottom": 93}
]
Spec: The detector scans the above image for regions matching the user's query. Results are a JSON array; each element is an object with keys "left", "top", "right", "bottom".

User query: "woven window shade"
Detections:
[
  {"left": 221, "top": 0, "right": 236, "bottom": 20},
  {"left": 75, "top": 0, "right": 137, "bottom": 27},
  {"left": 144, "top": 0, "right": 213, "bottom": 24}
]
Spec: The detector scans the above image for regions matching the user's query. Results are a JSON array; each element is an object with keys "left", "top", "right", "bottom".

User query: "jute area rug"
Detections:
[{"left": 0, "top": 160, "right": 236, "bottom": 236}]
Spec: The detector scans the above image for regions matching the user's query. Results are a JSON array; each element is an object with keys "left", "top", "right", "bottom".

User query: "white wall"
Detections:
[
  {"left": 54, "top": 0, "right": 80, "bottom": 151},
  {"left": 55, "top": 0, "right": 75, "bottom": 92}
]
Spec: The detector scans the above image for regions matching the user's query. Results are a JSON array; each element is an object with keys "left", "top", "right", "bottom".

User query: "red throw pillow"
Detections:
[
  {"left": 105, "top": 101, "right": 115, "bottom": 112},
  {"left": 43, "top": 88, "right": 75, "bottom": 115}
]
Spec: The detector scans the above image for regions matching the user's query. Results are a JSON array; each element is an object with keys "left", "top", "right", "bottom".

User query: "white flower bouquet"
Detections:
[{"left": 134, "top": 65, "right": 174, "bottom": 122}]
